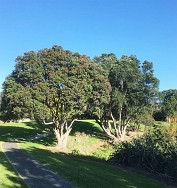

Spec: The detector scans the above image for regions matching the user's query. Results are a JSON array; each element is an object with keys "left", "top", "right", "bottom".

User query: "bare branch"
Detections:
[{"left": 43, "top": 120, "right": 53, "bottom": 125}]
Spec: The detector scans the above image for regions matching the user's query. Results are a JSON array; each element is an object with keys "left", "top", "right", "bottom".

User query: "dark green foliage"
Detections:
[
  {"left": 93, "top": 53, "right": 117, "bottom": 76},
  {"left": 95, "top": 55, "right": 159, "bottom": 142},
  {"left": 162, "top": 89, "right": 177, "bottom": 117},
  {"left": 110, "top": 124, "right": 177, "bottom": 179},
  {"left": 153, "top": 111, "right": 166, "bottom": 121},
  {"left": 0, "top": 77, "right": 33, "bottom": 121},
  {"left": 155, "top": 89, "right": 177, "bottom": 121}
]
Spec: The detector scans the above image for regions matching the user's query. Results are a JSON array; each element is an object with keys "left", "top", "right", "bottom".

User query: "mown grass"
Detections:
[
  {"left": 0, "top": 121, "right": 45, "bottom": 142},
  {"left": 0, "top": 120, "right": 168, "bottom": 188},
  {"left": 0, "top": 121, "right": 44, "bottom": 188},
  {"left": 20, "top": 141, "right": 167, "bottom": 188},
  {"left": 67, "top": 120, "right": 113, "bottom": 159},
  {"left": 0, "top": 142, "right": 28, "bottom": 188}
]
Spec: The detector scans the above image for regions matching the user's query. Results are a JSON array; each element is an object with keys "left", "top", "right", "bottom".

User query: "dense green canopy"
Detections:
[
  {"left": 161, "top": 89, "right": 177, "bottom": 122},
  {"left": 0, "top": 45, "right": 162, "bottom": 145},
  {"left": 0, "top": 45, "right": 111, "bottom": 148},
  {"left": 95, "top": 55, "right": 159, "bottom": 141}
]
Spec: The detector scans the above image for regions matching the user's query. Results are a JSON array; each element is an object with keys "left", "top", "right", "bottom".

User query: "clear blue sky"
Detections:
[{"left": 0, "top": 0, "right": 177, "bottom": 91}]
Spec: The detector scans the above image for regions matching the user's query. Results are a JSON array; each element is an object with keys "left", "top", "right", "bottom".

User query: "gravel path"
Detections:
[{"left": 2, "top": 142, "right": 74, "bottom": 188}]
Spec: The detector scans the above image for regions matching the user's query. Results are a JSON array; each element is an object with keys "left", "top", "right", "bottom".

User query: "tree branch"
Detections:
[{"left": 43, "top": 120, "right": 53, "bottom": 125}]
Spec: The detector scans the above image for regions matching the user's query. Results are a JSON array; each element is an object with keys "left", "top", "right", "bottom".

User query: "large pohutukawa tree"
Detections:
[
  {"left": 1, "top": 45, "right": 111, "bottom": 148},
  {"left": 95, "top": 55, "right": 159, "bottom": 142}
]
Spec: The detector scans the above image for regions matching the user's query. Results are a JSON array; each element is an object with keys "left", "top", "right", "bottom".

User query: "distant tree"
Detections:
[
  {"left": 95, "top": 55, "right": 159, "bottom": 142},
  {"left": 161, "top": 89, "right": 177, "bottom": 122},
  {"left": 152, "top": 91, "right": 166, "bottom": 121},
  {"left": 0, "top": 92, "right": 3, "bottom": 120},
  {"left": 1, "top": 45, "right": 110, "bottom": 148}
]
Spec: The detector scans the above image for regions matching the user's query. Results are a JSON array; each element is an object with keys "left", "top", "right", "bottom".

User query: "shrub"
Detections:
[{"left": 109, "top": 123, "right": 177, "bottom": 179}]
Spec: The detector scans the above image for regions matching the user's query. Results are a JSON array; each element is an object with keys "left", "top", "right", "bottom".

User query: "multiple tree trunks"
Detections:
[{"left": 166, "top": 116, "right": 177, "bottom": 123}]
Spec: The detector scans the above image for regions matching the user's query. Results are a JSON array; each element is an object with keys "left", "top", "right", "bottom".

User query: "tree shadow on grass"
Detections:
[
  {"left": 24, "top": 121, "right": 41, "bottom": 128},
  {"left": 0, "top": 125, "right": 44, "bottom": 142},
  {"left": 32, "top": 134, "right": 56, "bottom": 146},
  {"left": 71, "top": 120, "right": 108, "bottom": 140},
  {"left": 0, "top": 126, "right": 36, "bottom": 141},
  {"left": 24, "top": 121, "right": 52, "bottom": 131}
]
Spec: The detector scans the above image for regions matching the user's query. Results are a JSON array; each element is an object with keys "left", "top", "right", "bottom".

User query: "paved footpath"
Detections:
[{"left": 2, "top": 142, "right": 74, "bottom": 188}]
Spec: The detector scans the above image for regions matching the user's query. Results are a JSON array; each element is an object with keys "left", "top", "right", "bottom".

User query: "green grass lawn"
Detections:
[
  {"left": 0, "top": 120, "right": 168, "bottom": 188},
  {"left": 20, "top": 141, "right": 167, "bottom": 188},
  {"left": 0, "top": 121, "right": 46, "bottom": 142}
]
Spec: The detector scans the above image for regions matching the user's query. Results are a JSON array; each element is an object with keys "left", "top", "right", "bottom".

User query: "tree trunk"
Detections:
[
  {"left": 54, "top": 129, "right": 70, "bottom": 149},
  {"left": 119, "top": 125, "right": 126, "bottom": 142},
  {"left": 97, "top": 122, "right": 118, "bottom": 143},
  {"left": 53, "top": 119, "right": 77, "bottom": 149},
  {"left": 97, "top": 114, "right": 128, "bottom": 143}
]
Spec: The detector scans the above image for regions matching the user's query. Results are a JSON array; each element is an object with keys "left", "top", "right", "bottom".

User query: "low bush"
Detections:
[{"left": 110, "top": 123, "right": 177, "bottom": 179}]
